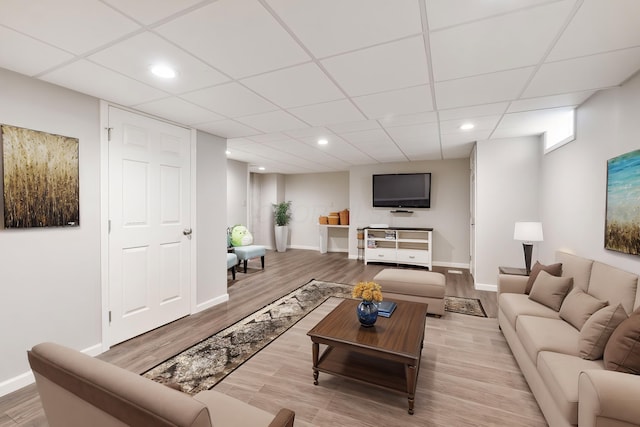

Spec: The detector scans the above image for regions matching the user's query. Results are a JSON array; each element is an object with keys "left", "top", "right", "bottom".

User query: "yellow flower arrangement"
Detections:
[{"left": 352, "top": 281, "right": 383, "bottom": 302}]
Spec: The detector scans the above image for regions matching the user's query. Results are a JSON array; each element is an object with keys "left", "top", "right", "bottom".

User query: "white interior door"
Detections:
[{"left": 108, "top": 107, "right": 191, "bottom": 345}]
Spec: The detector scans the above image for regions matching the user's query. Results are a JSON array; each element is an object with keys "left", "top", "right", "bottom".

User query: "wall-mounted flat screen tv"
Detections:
[{"left": 372, "top": 173, "right": 431, "bottom": 208}]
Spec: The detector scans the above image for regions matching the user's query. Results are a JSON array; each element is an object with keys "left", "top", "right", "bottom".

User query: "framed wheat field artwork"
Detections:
[
  {"left": 605, "top": 148, "right": 640, "bottom": 255},
  {"left": 1, "top": 124, "right": 79, "bottom": 228}
]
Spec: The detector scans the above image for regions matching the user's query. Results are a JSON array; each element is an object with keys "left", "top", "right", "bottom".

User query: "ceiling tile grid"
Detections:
[{"left": 2, "top": 0, "right": 640, "bottom": 173}]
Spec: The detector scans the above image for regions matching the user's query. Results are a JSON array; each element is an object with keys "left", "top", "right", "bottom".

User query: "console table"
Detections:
[
  {"left": 318, "top": 224, "right": 349, "bottom": 254},
  {"left": 364, "top": 227, "right": 433, "bottom": 269}
]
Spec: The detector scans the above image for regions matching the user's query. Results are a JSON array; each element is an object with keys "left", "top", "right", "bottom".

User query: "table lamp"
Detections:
[{"left": 514, "top": 222, "right": 544, "bottom": 274}]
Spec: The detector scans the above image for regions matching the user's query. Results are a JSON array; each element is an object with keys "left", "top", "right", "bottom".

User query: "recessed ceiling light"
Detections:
[
  {"left": 225, "top": 150, "right": 231, "bottom": 155},
  {"left": 150, "top": 64, "right": 176, "bottom": 79},
  {"left": 460, "top": 123, "right": 475, "bottom": 130},
  {"left": 258, "top": 166, "right": 265, "bottom": 171},
  {"left": 318, "top": 138, "right": 328, "bottom": 145}
]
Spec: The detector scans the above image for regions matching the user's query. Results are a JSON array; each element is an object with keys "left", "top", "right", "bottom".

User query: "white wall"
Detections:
[
  {"left": 285, "top": 172, "right": 349, "bottom": 251},
  {"left": 475, "top": 136, "right": 542, "bottom": 288},
  {"left": 195, "top": 131, "right": 228, "bottom": 310},
  {"left": 348, "top": 160, "right": 470, "bottom": 267},
  {"left": 226, "top": 159, "right": 248, "bottom": 228},
  {"left": 0, "top": 68, "right": 102, "bottom": 392},
  {"left": 540, "top": 71, "right": 640, "bottom": 276}
]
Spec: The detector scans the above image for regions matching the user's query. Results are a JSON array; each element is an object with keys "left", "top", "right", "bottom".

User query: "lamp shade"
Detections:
[{"left": 514, "top": 222, "right": 543, "bottom": 242}]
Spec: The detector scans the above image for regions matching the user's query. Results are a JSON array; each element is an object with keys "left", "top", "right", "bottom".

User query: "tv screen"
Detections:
[{"left": 372, "top": 173, "right": 431, "bottom": 208}]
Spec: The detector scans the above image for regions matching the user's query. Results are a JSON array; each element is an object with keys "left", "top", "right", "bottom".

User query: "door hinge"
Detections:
[
  {"left": 108, "top": 311, "right": 112, "bottom": 323},
  {"left": 108, "top": 219, "right": 111, "bottom": 233},
  {"left": 106, "top": 127, "right": 113, "bottom": 141}
]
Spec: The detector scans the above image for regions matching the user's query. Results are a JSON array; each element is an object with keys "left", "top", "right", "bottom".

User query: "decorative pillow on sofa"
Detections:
[
  {"left": 559, "top": 288, "right": 608, "bottom": 331},
  {"left": 528, "top": 270, "right": 573, "bottom": 311},
  {"left": 579, "top": 304, "right": 628, "bottom": 360},
  {"left": 525, "top": 261, "right": 563, "bottom": 294},
  {"left": 604, "top": 307, "right": 640, "bottom": 374}
]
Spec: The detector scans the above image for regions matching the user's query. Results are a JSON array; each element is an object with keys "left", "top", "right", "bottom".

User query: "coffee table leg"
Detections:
[
  {"left": 406, "top": 363, "right": 417, "bottom": 415},
  {"left": 312, "top": 342, "right": 319, "bottom": 385}
]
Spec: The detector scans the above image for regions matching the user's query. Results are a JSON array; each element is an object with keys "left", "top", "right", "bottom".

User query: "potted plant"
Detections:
[{"left": 272, "top": 201, "right": 292, "bottom": 252}]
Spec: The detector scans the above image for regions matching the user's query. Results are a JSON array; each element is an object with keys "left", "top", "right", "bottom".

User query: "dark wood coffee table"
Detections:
[{"left": 307, "top": 298, "right": 428, "bottom": 414}]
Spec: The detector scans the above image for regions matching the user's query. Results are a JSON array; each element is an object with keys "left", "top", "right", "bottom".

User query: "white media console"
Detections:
[{"left": 364, "top": 227, "right": 433, "bottom": 270}]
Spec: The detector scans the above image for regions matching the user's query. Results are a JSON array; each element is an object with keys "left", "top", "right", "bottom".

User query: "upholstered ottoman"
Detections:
[
  {"left": 373, "top": 269, "right": 446, "bottom": 316},
  {"left": 233, "top": 245, "right": 266, "bottom": 273}
]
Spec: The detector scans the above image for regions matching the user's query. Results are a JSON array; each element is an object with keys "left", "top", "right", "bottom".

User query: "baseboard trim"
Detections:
[
  {"left": 433, "top": 261, "right": 470, "bottom": 269},
  {"left": 195, "top": 293, "right": 229, "bottom": 313},
  {"left": 1, "top": 342, "right": 103, "bottom": 397},
  {"left": 475, "top": 282, "right": 498, "bottom": 292}
]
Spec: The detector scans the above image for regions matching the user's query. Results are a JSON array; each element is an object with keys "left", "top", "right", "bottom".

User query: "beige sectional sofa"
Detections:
[
  {"left": 28, "top": 342, "right": 295, "bottom": 427},
  {"left": 498, "top": 251, "right": 640, "bottom": 427}
]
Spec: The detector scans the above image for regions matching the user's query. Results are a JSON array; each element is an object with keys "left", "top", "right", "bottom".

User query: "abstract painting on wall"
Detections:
[
  {"left": 605, "top": 149, "right": 640, "bottom": 255},
  {"left": 1, "top": 124, "right": 79, "bottom": 228}
]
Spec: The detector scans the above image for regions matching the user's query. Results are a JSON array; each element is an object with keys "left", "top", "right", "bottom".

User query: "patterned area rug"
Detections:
[
  {"left": 143, "top": 280, "right": 486, "bottom": 394},
  {"left": 444, "top": 295, "right": 487, "bottom": 317}
]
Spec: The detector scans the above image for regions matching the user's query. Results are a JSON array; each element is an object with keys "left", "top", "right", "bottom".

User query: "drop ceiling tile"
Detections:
[
  {"left": 435, "top": 67, "right": 534, "bottom": 109},
  {"left": 430, "top": 1, "right": 575, "bottom": 81},
  {"left": 426, "top": 0, "right": 557, "bottom": 31},
  {"left": 247, "top": 133, "right": 290, "bottom": 143},
  {"left": 327, "top": 120, "right": 381, "bottom": 134},
  {"left": 385, "top": 122, "right": 440, "bottom": 151},
  {"left": 340, "top": 128, "right": 394, "bottom": 146},
  {"left": 493, "top": 107, "right": 574, "bottom": 138},
  {"left": 321, "top": 36, "right": 429, "bottom": 97},
  {"left": 135, "top": 97, "right": 224, "bottom": 125},
  {"left": 289, "top": 99, "right": 366, "bottom": 126},
  {"left": 441, "top": 140, "right": 476, "bottom": 159},
  {"left": 548, "top": 0, "right": 640, "bottom": 61},
  {"left": 508, "top": 91, "right": 595, "bottom": 113},
  {"left": 40, "top": 60, "right": 166, "bottom": 105},
  {"left": 197, "top": 120, "right": 261, "bottom": 139},
  {"left": 379, "top": 112, "right": 439, "bottom": 128},
  {"left": 524, "top": 47, "right": 640, "bottom": 98},
  {"left": 354, "top": 85, "right": 433, "bottom": 119},
  {"left": 0, "top": 26, "right": 74, "bottom": 76},
  {"left": 438, "top": 102, "right": 508, "bottom": 121},
  {"left": 0, "top": 0, "right": 139, "bottom": 55},
  {"left": 89, "top": 32, "right": 229, "bottom": 94},
  {"left": 441, "top": 130, "right": 491, "bottom": 145},
  {"left": 440, "top": 115, "right": 501, "bottom": 134},
  {"left": 241, "top": 62, "right": 344, "bottom": 108},
  {"left": 236, "top": 110, "right": 309, "bottom": 133},
  {"left": 266, "top": 0, "right": 422, "bottom": 58},
  {"left": 102, "top": 0, "right": 202, "bottom": 25},
  {"left": 182, "top": 82, "right": 278, "bottom": 117},
  {"left": 284, "top": 127, "right": 333, "bottom": 139},
  {"left": 155, "top": 0, "right": 309, "bottom": 78}
]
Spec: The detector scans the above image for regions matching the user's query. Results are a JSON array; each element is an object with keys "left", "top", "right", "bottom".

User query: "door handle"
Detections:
[{"left": 183, "top": 228, "right": 193, "bottom": 236}]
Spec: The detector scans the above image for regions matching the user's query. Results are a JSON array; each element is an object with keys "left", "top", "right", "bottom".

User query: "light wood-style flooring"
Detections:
[{"left": 0, "top": 249, "right": 544, "bottom": 426}]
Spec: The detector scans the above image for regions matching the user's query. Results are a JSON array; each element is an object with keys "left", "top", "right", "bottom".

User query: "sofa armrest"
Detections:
[
  {"left": 579, "top": 370, "right": 640, "bottom": 427},
  {"left": 497, "top": 274, "right": 528, "bottom": 297},
  {"left": 268, "top": 409, "right": 295, "bottom": 427}
]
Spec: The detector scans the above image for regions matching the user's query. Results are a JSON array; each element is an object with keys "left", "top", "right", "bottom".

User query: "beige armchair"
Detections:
[{"left": 27, "top": 342, "right": 295, "bottom": 427}]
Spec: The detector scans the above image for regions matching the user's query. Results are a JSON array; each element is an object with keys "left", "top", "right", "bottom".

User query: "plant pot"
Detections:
[{"left": 274, "top": 225, "right": 288, "bottom": 252}]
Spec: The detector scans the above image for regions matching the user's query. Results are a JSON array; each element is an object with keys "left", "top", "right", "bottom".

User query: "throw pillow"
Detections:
[
  {"left": 604, "top": 307, "right": 640, "bottom": 374},
  {"left": 559, "top": 288, "right": 608, "bottom": 331},
  {"left": 528, "top": 270, "right": 573, "bottom": 311},
  {"left": 579, "top": 304, "right": 628, "bottom": 360},
  {"left": 525, "top": 261, "right": 563, "bottom": 294}
]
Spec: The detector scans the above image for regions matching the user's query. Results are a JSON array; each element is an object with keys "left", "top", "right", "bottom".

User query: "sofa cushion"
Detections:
[
  {"left": 604, "top": 307, "right": 640, "bottom": 375},
  {"left": 193, "top": 390, "right": 278, "bottom": 426},
  {"left": 559, "top": 288, "right": 608, "bottom": 331},
  {"left": 579, "top": 304, "right": 628, "bottom": 360},
  {"left": 516, "top": 315, "right": 580, "bottom": 365},
  {"left": 528, "top": 271, "right": 573, "bottom": 311},
  {"left": 537, "top": 351, "right": 604, "bottom": 425},
  {"left": 499, "top": 293, "right": 560, "bottom": 330},
  {"left": 525, "top": 261, "right": 563, "bottom": 294},
  {"left": 588, "top": 261, "right": 638, "bottom": 316},
  {"left": 556, "top": 251, "right": 593, "bottom": 292}
]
